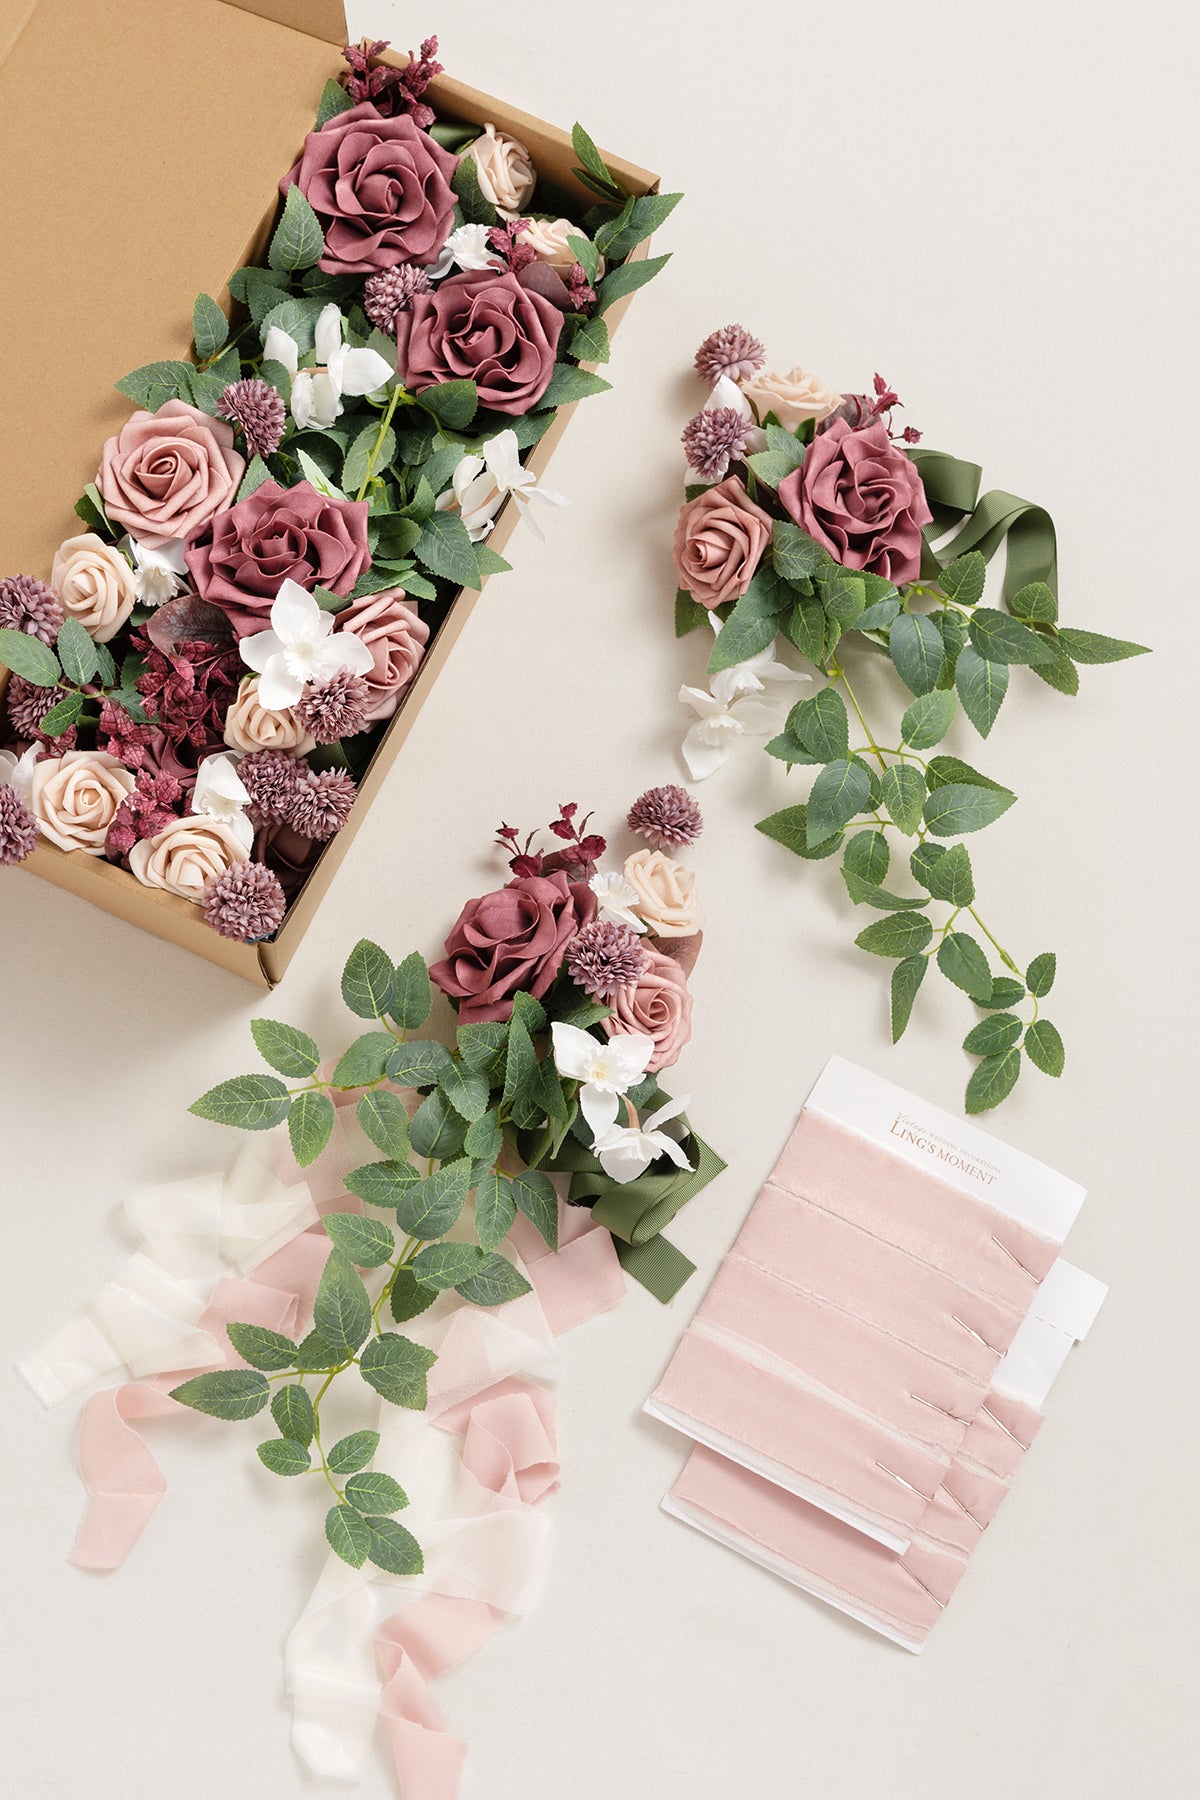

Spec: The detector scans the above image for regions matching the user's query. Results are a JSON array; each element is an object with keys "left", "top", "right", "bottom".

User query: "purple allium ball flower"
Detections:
[
  {"left": 287, "top": 767, "right": 357, "bottom": 842},
  {"left": 5, "top": 674, "right": 65, "bottom": 740},
  {"left": 295, "top": 669, "right": 371, "bottom": 744},
  {"left": 566, "top": 919, "right": 647, "bottom": 1001},
  {"left": 0, "top": 574, "right": 64, "bottom": 646},
  {"left": 681, "top": 407, "right": 751, "bottom": 482},
  {"left": 237, "top": 749, "right": 307, "bottom": 828},
  {"left": 693, "top": 324, "right": 765, "bottom": 386},
  {"left": 202, "top": 859, "right": 287, "bottom": 941},
  {"left": 218, "top": 378, "right": 287, "bottom": 461},
  {"left": 627, "top": 784, "right": 704, "bottom": 849},
  {"left": 0, "top": 782, "right": 39, "bottom": 865},
  {"left": 363, "top": 263, "right": 432, "bottom": 335}
]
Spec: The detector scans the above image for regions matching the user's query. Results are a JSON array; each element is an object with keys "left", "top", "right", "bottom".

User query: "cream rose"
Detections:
[
  {"left": 622, "top": 849, "right": 705, "bottom": 938},
  {"left": 515, "top": 216, "right": 603, "bottom": 276},
  {"left": 739, "top": 365, "right": 842, "bottom": 432},
  {"left": 465, "top": 123, "right": 536, "bottom": 217},
  {"left": 129, "top": 814, "right": 248, "bottom": 898},
  {"left": 51, "top": 534, "right": 137, "bottom": 643},
  {"left": 223, "top": 676, "right": 316, "bottom": 755},
  {"left": 30, "top": 750, "right": 135, "bottom": 855}
]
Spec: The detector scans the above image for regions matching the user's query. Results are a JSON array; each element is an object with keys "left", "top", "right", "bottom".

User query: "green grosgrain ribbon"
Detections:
[
  {"left": 910, "top": 448, "right": 1058, "bottom": 604},
  {"left": 516, "top": 1114, "right": 726, "bottom": 1303}
]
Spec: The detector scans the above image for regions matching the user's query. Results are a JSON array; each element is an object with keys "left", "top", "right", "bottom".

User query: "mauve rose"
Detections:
[
  {"left": 604, "top": 945, "right": 693, "bottom": 1073},
  {"left": 335, "top": 589, "right": 430, "bottom": 722},
  {"left": 778, "top": 419, "right": 932, "bottom": 585},
  {"left": 185, "top": 480, "right": 371, "bottom": 637},
  {"left": 395, "top": 268, "right": 562, "bottom": 415},
  {"left": 430, "top": 870, "right": 597, "bottom": 1023},
  {"left": 672, "top": 476, "right": 774, "bottom": 611},
  {"left": 98, "top": 400, "right": 244, "bottom": 549},
  {"left": 287, "top": 103, "right": 458, "bottom": 275}
]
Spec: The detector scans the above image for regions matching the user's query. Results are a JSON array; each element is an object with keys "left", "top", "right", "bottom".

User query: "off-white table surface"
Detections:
[{"left": 2, "top": 3, "right": 1196, "bottom": 1795}]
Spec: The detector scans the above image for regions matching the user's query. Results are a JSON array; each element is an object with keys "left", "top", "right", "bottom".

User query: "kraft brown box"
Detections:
[{"left": 0, "top": 0, "right": 660, "bottom": 985}]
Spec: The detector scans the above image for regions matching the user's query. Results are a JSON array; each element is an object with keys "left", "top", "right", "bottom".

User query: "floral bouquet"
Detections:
[
  {"left": 0, "top": 35, "right": 680, "bottom": 945},
  {"left": 673, "top": 327, "right": 1148, "bottom": 1112}
]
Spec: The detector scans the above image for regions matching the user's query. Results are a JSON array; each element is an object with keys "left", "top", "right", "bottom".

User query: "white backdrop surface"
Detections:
[{"left": 2, "top": 3, "right": 1196, "bottom": 1796}]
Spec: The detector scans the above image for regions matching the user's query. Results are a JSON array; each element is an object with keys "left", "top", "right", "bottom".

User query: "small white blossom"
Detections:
[
  {"left": 586, "top": 1090, "right": 694, "bottom": 1185},
  {"left": 680, "top": 639, "right": 808, "bottom": 780},
  {"left": 589, "top": 870, "right": 647, "bottom": 933},
  {"left": 127, "top": 536, "right": 187, "bottom": 608},
  {"left": 435, "top": 429, "right": 567, "bottom": 542},
  {"left": 429, "top": 223, "right": 506, "bottom": 280},
  {"left": 191, "top": 753, "right": 254, "bottom": 852},
  {"left": 264, "top": 304, "right": 392, "bottom": 431},
  {"left": 239, "top": 580, "right": 374, "bottom": 710}
]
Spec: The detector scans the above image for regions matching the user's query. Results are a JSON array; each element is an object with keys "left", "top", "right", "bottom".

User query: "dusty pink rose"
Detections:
[
  {"left": 185, "top": 480, "right": 371, "bottom": 637},
  {"left": 335, "top": 589, "right": 430, "bottom": 722},
  {"left": 604, "top": 945, "right": 693, "bottom": 1073},
  {"left": 672, "top": 476, "right": 774, "bottom": 610},
  {"left": 286, "top": 103, "right": 458, "bottom": 275},
  {"left": 395, "top": 268, "right": 562, "bottom": 415},
  {"left": 430, "top": 870, "right": 597, "bottom": 1023},
  {"left": 98, "top": 400, "right": 244, "bottom": 549},
  {"left": 778, "top": 419, "right": 932, "bottom": 585}
]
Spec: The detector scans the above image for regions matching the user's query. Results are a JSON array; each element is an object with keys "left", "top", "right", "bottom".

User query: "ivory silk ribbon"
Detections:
[{"left": 20, "top": 1107, "right": 628, "bottom": 1795}]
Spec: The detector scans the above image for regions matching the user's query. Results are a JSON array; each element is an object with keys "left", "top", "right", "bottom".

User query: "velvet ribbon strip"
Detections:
[
  {"left": 20, "top": 1109, "right": 628, "bottom": 1796},
  {"left": 909, "top": 447, "right": 1059, "bottom": 602}
]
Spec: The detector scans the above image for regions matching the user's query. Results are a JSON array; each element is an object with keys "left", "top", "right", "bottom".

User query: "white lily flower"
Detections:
[
  {"left": 435, "top": 428, "right": 568, "bottom": 542},
  {"left": 191, "top": 753, "right": 255, "bottom": 852},
  {"left": 264, "top": 304, "right": 393, "bottom": 431},
  {"left": 0, "top": 743, "right": 39, "bottom": 806},
  {"left": 238, "top": 579, "right": 375, "bottom": 710},
  {"left": 589, "top": 870, "right": 647, "bottom": 933},
  {"left": 429, "top": 222, "right": 506, "bottom": 280},
  {"left": 126, "top": 535, "right": 187, "bottom": 608},
  {"left": 551, "top": 1021, "right": 659, "bottom": 1171},
  {"left": 680, "top": 638, "right": 809, "bottom": 781},
  {"left": 588, "top": 1090, "right": 694, "bottom": 1186}
]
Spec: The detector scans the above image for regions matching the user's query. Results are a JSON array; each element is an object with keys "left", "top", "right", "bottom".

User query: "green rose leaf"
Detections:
[
  {"left": 408, "top": 1088, "right": 468, "bottom": 1161},
  {"left": 323, "top": 1212, "right": 396, "bottom": 1269},
  {"left": 891, "top": 954, "right": 927, "bottom": 1042},
  {"left": 271, "top": 1384, "right": 315, "bottom": 1446},
  {"left": 844, "top": 829, "right": 889, "bottom": 884},
  {"left": 390, "top": 951, "right": 433, "bottom": 1030},
  {"left": 417, "top": 379, "right": 479, "bottom": 432},
  {"left": 983, "top": 976, "right": 1027, "bottom": 1009},
  {"left": 1056, "top": 627, "right": 1149, "bottom": 664},
  {"left": 855, "top": 913, "right": 933, "bottom": 958},
  {"left": 344, "top": 1471, "right": 408, "bottom": 1515},
  {"left": 781, "top": 594, "right": 828, "bottom": 665},
  {"left": 747, "top": 422, "right": 805, "bottom": 490},
  {"left": 912, "top": 841, "right": 975, "bottom": 905},
  {"left": 1026, "top": 952, "right": 1057, "bottom": 997},
  {"left": 293, "top": 1330, "right": 338, "bottom": 1371},
  {"left": 439, "top": 1062, "right": 491, "bottom": 1123},
  {"left": 463, "top": 1109, "right": 503, "bottom": 1165},
  {"left": 225, "top": 1322, "right": 297, "bottom": 1372},
  {"left": 35, "top": 692, "right": 84, "bottom": 736},
  {"left": 568, "top": 314, "right": 611, "bottom": 364},
  {"left": 313, "top": 1249, "right": 372, "bottom": 1356},
  {"left": 889, "top": 613, "right": 944, "bottom": 695},
  {"left": 326, "top": 1503, "right": 370, "bottom": 1568},
  {"left": 268, "top": 183, "right": 325, "bottom": 272},
  {"left": 331, "top": 1031, "right": 394, "bottom": 1089},
  {"left": 192, "top": 291, "right": 229, "bottom": 360},
  {"left": 537, "top": 364, "right": 613, "bottom": 411},
  {"left": 511, "top": 1169, "right": 559, "bottom": 1250},
  {"left": 169, "top": 1370, "right": 269, "bottom": 1421},
  {"left": 327, "top": 1430, "right": 380, "bottom": 1475},
  {"left": 316, "top": 75, "right": 355, "bottom": 126},
  {"left": 0, "top": 627, "right": 61, "bottom": 687},
  {"left": 364, "top": 1516, "right": 424, "bottom": 1576},
  {"left": 474, "top": 1171, "right": 517, "bottom": 1252},
  {"left": 1024, "top": 1019, "right": 1066, "bottom": 1077},
  {"left": 939, "top": 551, "right": 987, "bottom": 608},
  {"left": 807, "top": 758, "right": 871, "bottom": 849},
  {"left": 965, "top": 1049, "right": 1022, "bottom": 1114},
  {"left": 288, "top": 1089, "right": 336, "bottom": 1168},
  {"left": 822, "top": 573, "right": 866, "bottom": 631},
  {"left": 955, "top": 646, "right": 1009, "bottom": 738},
  {"left": 389, "top": 1268, "right": 439, "bottom": 1324},
  {"left": 963, "top": 1012, "right": 1024, "bottom": 1055},
  {"left": 386, "top": 1041, "right": 452, "bottom": 1087},
  {"left": 1031, "top": 643, "right": 1080, "bottom": 696},
  {"left": 1009, "top": 580, "right": 1058, "bottom": 624},
  {"left": 257, "top": 1437, "right": 310, "bottom": 1476},
  {"left": 937, "top": 932, "right": 992, "bottom": 1000},
  {"left": 415, "top": 510, "right": 483, "bottom": 589},
  {"left": 360, "top": 1333, "right": 439, "bottom": 1409},
  {"left": 676, "top": 589, "right": 710, "bottom": 636},
  {"left": 395, "top": 1158, "right": 472, "bottom": 1241},
  {"left": 925, "top": 755, "right": 1012, "bottom": 795},
  {"left": 842, "top": 872, "right": 927, "bottom": 910},
  {"left": 566, "top": 231, "right": 600, "bottom": 282},
  {"left": 412, "top": 1242, "right": 488, "bottom": 1291},
  {"left": 707, "top": 592, "right": 780, "bottom": 674},
  {"left": 250, "top": 1018, "right": 320, "bottom": 1078},
  {"left": 455, "top": 1251, "right": 533, "bottom": 1308},
  {"left": 502, "top": 1017, "right": 538, "bottom": 1109},
  {"left": 881, "top": 764, "right": 926, "bottom": 834},
  {"left": 456, "top": 1021, "right": 509, "bottom": 1077},
  {"left": 342, "top": 423, "right": 396, "bottom": 495},
  {"left": 452, "top": 151, "right": 501, "bottom": 225},
  {"left": 766, "top": 729, "right": 818, "bottom": 767},
  {"left": 56, "top": 615, "right": 100, "bottom": 686},
  {"left": 900, "top": 689, "right": 957, "bottom": 750},
  {"left": 790, "top": 688, "right": 849, "bottom": 761},
  {"left": 189, "top": 1074, "right": 291, "bottom": 1131},
  {"left": 923, "top": 783, "right": 1016, "bottom": 837},
  {"left": 345, "top": 1158, "right": 420, "bottom": 1211},
  {"left": 596, "top": 189, "right": 682, "bottom": 259},
  {"left": 357, "top": 1090, "right": 411, "bottom": 1162},
  {"left": 341, "top": 939, "right": 395, "bottom": 1020},
  {"left": 594, "top": 253, "right": 672, "bottom": 315},
  {"left": 756, "top": 804, "right": 843, "bottom": 860},
  {"left": 772, "top": 519, "right": 828, "bottom": 583},
  {"left": 968, "top": 608, "right": 1055, "bottom": 667}
]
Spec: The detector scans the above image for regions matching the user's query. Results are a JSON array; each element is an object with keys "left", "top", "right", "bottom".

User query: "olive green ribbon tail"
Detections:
[
  {"left": 909, "top": 449, "right": 1058, "bottom": 603},
  {"left": 517, "top": 1118, "right": 726, "bottom": 1303}
]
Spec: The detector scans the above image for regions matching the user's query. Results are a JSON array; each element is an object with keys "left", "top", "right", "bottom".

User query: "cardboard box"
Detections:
[{"left": 0, "top": 0, "right": 660, "bottom": 983}]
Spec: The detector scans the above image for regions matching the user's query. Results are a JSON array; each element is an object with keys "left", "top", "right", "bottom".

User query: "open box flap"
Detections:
[
  {"left": 0, "top": 0, "right": 338, "bottom": 575},
  {"left": 223, "top": 0, "right": 347, "bottom": 43}
]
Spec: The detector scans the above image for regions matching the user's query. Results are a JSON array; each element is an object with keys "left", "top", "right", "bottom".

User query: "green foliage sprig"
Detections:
[
  {"left": 678, "top": 417, "right": 1148, "bottom": 1113},
  {"left": 178, "top": 936, "right": 608, "bottom": 1574}
]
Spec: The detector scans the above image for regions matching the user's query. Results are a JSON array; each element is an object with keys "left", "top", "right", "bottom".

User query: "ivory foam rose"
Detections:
[
  {"left": 739, "top": 364, "right": 841, "bottom": 431},
  {"left": 622, "top": 848, "right": 705, "bottom": 937},
  {"left": 516, "top": 217, "right": 602, "bottom": 275},
  {"left": 464, "top": 123, "right": 536, "bottom": 217},
  {"left": 130, "top": 814, "right": 248, "bottom": 897},
  {"left": 31, "top": 751, "right": 136, "bottom": 854},
  {"left": 51, "top": 534, "right": 137, "bottom": 643},
  {"left": 223, "top": 677, "right": 316, "bottom": 756}
]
